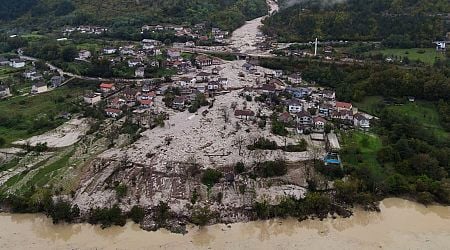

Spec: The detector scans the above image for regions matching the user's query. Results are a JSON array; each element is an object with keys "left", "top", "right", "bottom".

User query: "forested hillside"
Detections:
[
  {"left": 262, "top": 0, "right": 450, "bottom": 47},
  {"left": 0, "top": 0, "right": 268, "bottom": 32}
]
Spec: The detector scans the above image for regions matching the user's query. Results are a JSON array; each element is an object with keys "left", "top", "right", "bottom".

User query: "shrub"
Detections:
[
  {"left": 255, "top": 160, "right": 287, "bottom": 177},
  {"left": 115, "top": 184, "right": 128, "bottom": 199},
  {"left": 234, "top": 162, "right": 245, "bottom": 174},
  {"left": 129, "top": 205, "right": 145, "bottom": 223},
  {"left": 201, "top": 169, "right": 223, "bottom": 188},
  {"left": 247, "top": 137, "right": 278, "bottom": 150}
]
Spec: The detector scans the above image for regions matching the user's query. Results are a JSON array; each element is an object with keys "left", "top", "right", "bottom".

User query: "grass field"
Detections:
[
  {"left": 0, "top": 86, "right": 85, "bottom": 147},
  {"left": 340, "top": 131, "right": 382, "bottom": 171},
  {"left": 366, "top": 48, "right": 445, "bottom": 65},
  {"left": 388, "top": 101, "right": 449, "bottom": 140}
]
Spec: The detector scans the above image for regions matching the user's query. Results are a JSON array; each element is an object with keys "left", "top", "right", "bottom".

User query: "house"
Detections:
[
  {"left": 9, "top": 58, "right": 25, "bottom": 68},
  {"left": 0, "top": 85, "right": 11, "bottom": 97},
  {"left": 141, "top": 39, "right": 161, "bottom": 50},
  {"left": 138, "top": 99, "right": 153, "bottom": 108},
  {"left": 313, "top": 116, "right": 327, "bottom": 130},
  {"left": 120, "top": 46, "right": 135, "bottom": 56},
  {"left": 84, "top": 93, "right": 101, "bottom": 105},
  {"left": 185, "top": 41, "right": 195, "bottom": 47},
  {"left": 105, "top": 108, "right": 123, "bottom": 118},
  {"left": 285, "top": 87, "right": 311, "bottom": 98},
  {"left": 288, "top": 99, "right": 303, "bottom": 113},
  {"left": 323, "top": 90, "right": 336, "bottom": 100},
  {"left": 128, "top": 59, "right": 141, "bottom": 68},
  {"left": 0, "top": 57, "right": 9, "bottom": 66},
  {"left": 196, "top": 72, "right": 210, "bottom": 82},
  {"left": 23, "top": 68, "right": 43, "bottom": 81},
  {"left": 354, "top": 113, "right": 370, "bottom": 129},
  {"left": 50, "top": 76, "right": 65, "bottom": 88},
  {"left": 211, "top": 66, "right": 222, "bottom": 75},
  {"left": 195, "top": 85, "right": 206, "bottom": 93},
  {"left": 242, "top": 62, "right": 256, "bottom": 72},
  {"left": 103, "top": 48, "right": 117, "bottom": 55},
  {"left": 172, "top": 96, "right": 186, "bottom": 109},
  {"left": 121, "top": 88, "right": 138, "bottom": 105},
  {"left": 218, "top": 78, "right": 228, "bottom": 86},
  {"left": 335, "top": 101, "right": 353, "bottom": 111},
  {"left": 135, "top": 67, "right": 145, "bottom": 78},
  {"left": 31, "top": 82, "right": 48, "bottom": 94},
  {"left": 296, "top": 111, "right": 312, "bottom": 126},
  {"left": 318, "top": 103, "right": 333, "bottom": 117},
  {"left": 274, "top": 70, "right": 283, "bottom": 78},
  {"left": 235, "top": 109, "right": 255, "bottom": 120},
  {"left": 278, "top": 112, "right": 293, "bottom": 124},
  {"left": 141, "top": 84, "right": 151, "bottom": 93},
  {"left": 167, "top": 49, "right": 181, "bottom": 60},
  {"left": 207, "top": 81, "right": 221, "bottom": 91},
  {"left": 435, "top": 41, "right": 446, "bottom": 51},
  {"left": 78, "top": 50, "right": 91, "bottom": 60},
  {"left": 178, "top": 77, "right": 196, "bottom": 87},
  {"left": 196, "top": 55, "right": 213, "bottom": 67},
  {"left": 332, "top": 110, "right": 353, "bottom": 122},
  {"left": 261, "top": 83, "right": 277, "bottom": 94},
  {"left": 288, "top": 73, "right": 302, "bottom": 84},
  {"left": 108, "top": 97, "right": 126, "bottom": 109},
  {"left": 100, "top": 83, "right": 115, "bottom": 93}
]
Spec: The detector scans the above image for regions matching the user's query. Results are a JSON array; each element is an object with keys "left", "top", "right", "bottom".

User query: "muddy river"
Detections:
[{"left": 0, "top": 198, "right": 449, "bottom": 249}]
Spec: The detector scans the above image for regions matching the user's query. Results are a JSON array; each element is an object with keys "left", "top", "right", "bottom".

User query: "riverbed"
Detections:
[{"left": 0, "top": 198, "right": 449, "bottom": 249}]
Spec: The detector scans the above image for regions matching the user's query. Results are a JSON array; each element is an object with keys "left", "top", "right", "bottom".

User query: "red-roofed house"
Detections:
[
  {"left": 335, "top": 101, "right": 352, "bottom": 111},
  {"left": 139, "top": 99, "right": 153, "bottom": 108},
  {"left": 100, "top": 83, "right": 116, "bottom": 93}
]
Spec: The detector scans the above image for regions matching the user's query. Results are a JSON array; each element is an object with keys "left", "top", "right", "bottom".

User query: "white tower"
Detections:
[{"left": 314, "top": 38, "right": 318, "bottom": 56}]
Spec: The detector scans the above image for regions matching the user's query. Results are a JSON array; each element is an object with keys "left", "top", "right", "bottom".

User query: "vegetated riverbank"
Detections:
[{"left": 1, "top": 198, "right": 450, "bottom": 250}]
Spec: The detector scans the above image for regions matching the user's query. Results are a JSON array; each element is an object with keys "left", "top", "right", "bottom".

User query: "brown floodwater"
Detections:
[{"left": 0, "top": 198, "right": 449, "bottom": 249}]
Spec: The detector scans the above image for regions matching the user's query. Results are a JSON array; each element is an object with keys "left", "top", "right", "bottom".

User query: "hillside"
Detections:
[
  {"left": 0, "top": 0, "right": 268, "bottom": 32},
  {"left": 262, "top": 0, "right": 450, "bottom": 47}
]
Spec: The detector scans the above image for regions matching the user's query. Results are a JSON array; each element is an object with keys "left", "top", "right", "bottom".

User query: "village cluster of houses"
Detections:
[
  {"left": 141, "top": 24, "right": 229, "bottom": 43},
  {"left": 273, "top": 85, "right": 371, "bottom": 133},
  {"left": 62, "top": 26, "right": 109, "bottom": 36},
  {"left": 0, "top": 56, "right": 67, "bottom": 96}
]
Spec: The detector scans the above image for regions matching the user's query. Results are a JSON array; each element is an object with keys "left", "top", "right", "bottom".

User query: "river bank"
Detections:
[{"left": 0, "top": 198, "right": 449, "bottom": 249}]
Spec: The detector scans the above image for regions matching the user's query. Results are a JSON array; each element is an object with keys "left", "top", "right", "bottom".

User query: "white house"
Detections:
[
  {"left": 0, "top": 85, "right": 11, "bottom": 97},
  {"left": 10, "top": 59, "right": 25, "bottom": 68},
  {"left": 354, "top": 113, "right": 370, "bottom": 129},
  {"left": 78, "top": 50, "right": 91, "bottom": 60},
  {"left": 103, "top": 47, "right": 117, "bottom": 55},
  {"left": 105, "top": 108, "right": 123, "bottom": 118},
  {"left": 313, "top": 116, "right": 327, "bottom": 130},
  {"left": 31, "top": 82, "right": 48, "bottom": 94},
  {"left": 218, "top": 78, "right": 228, "bottom": 86},
  {"left": 288, "top": 100, "right": 303, "bottom": 113},
  {"left": 84, "top": 93, "right": 101, "bottom": 105},
  {"left": 178, "top": 77, "right": 196, "bottom": 87}
]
